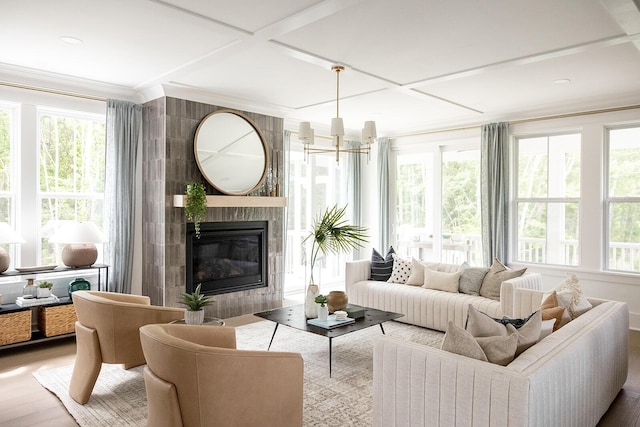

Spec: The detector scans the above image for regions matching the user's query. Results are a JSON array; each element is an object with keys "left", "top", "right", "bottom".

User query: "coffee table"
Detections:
[{"left": 254, "top": 304, "right": 403, "bottom": 377}]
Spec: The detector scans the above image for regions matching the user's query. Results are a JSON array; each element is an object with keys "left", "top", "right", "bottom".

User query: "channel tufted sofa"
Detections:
[
  {"left": 345, "top": 259, "right": 542, "bottom": 332},
  {"left": 372, "top": 289, "right": 629, "bottom": 427}
]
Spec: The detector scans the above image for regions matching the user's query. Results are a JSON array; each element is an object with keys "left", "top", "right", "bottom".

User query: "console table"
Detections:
[{"left": 0, "top": 263, "right": 109, "bottom": 291}]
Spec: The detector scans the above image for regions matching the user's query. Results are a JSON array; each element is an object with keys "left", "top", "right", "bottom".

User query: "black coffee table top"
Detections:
[{"left": 254, "top": 304, "right": 404, "bottom": 339}]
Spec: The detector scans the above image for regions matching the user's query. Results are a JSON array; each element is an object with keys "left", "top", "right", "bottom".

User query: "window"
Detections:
[
  {"left": 605, "top": 126, "right": 640, "bottom": 273},
  {"left": 514, "top": 133, "right": 581, "bottom": 266},
  {"left": 0, "top": 103, "right": 19, "bottom": 264},
  {"left": 285, "top": 148, "right": 350, "bottom": 294},
  {"left": 394, "top": 142, "right": 481, "bottom": 265},
  {"left": 38, "top": 108, "right": 106, "bottom": 264}
]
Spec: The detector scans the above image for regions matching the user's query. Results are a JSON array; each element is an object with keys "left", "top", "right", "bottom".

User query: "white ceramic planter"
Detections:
[
  {"left": 184, "top": 309, "right": 205, "bottom": 325},
  {"left": 37, "top": 288, "right": 51, "bottom": 298},
  {"left": 317, "top": 305, "right": 329, "bottom": 321}
]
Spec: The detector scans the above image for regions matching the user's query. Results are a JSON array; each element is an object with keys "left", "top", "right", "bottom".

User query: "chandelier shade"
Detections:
[{"left": 298, "top": 65, "right": 376, "bottom": 163}]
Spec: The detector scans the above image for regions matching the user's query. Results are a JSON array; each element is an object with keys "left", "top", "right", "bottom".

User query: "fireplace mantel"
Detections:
[{"left": 173, "top": 195, "right": 286, "bottom": 208}]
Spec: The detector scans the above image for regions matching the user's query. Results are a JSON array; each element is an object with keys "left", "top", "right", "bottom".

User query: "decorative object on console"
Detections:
[
  {"left": 184, "top": 182, "right": 207, "bottom": 239},
  {"left": 23, "top": 278, "right": 38, "bottom": 299},
  {"left": 327, "top": 290, "right": 348, "bottom": 313},
  {"left": 0, "top": 222, "right": 25, "bottom": 273},
  {"left": 49, "top": 221, "right": 107, "bottom": 268},
  {"left": 37, "top": 281, "right": 54, "bottom": 298},
  {"left": 179, "top": 283, "right": 214, "bottom": 325},
  {"left": 193, "top": 109, "right": 269, "bottom": 196},
  {"left": 68, "top": 277, "right": 91, "bottom": 298},
  {"left": 303, "top": 204, "right": 367, "bottom": 287},
  {"left": 298, "top": 65, "right": 377, "bottom": 164},
  {"left": 315, "top": 294, "right": 328, "bottom": 321}
]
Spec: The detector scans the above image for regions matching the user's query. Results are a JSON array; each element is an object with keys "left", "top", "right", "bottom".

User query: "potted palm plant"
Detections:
[
  {"left": 179, "top": 283, "right": 214, "bottom": 325},
  {"left": 302, "top": 204, "right": 368, "bottom": 318},
  {"left": 185, "top": 182, "right": 207, "bottom": 239}
]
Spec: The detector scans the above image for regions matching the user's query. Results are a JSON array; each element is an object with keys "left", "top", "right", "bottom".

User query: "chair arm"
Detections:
[
  {"left": 373, "top": 336, "right": 529, "bottom": 427},
  {"left": 346, "top": 259, "right": 371, "bottom": 291},
  {"left": 500, "top": 273, "right": 542, "bottom": 318},
  {"left": 86, "top": 291, "right": 151, "bottom": 305}
]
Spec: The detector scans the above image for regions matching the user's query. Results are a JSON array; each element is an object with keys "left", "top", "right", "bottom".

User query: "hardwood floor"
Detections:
[{"left": 0, "top": 320, "right": 638, "bottom": 426}]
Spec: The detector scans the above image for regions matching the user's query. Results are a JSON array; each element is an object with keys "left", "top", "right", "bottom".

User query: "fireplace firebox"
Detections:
[{"left": 186, "top": 221, "right": 268, "bottom": 296}]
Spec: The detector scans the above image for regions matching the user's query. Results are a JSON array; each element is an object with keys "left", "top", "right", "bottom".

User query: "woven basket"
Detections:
[
  {"left": 38, "top": 304, "right": 77, "bottom": 337},
  {"left": 0, "top": 309, "right": 32, "bottom": 345}
]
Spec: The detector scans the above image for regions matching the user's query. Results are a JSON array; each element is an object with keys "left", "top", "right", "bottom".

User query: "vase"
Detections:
[
  {"left": 184, "top": 309, "right": 205, "bottom": 325},
  {"left": 327, "top": 291, "right": 348, "bottom": 313},
  {"left": 317, "top": 305, "right": 329, "bottom": 321},
  {"left": 305, "top": 284, "right": 320, "bottom": 318},
  {"left": 68, "top": 277, "right": 91, "bottom": 298}
]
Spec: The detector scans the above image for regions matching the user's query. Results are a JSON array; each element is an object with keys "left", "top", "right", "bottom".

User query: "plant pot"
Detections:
[
  {"left": 37, "top": 288, "right": 51, "bottom": 298},
  {"left": 317, "top": 305, "right": 329, "bottom": 322},
  {"left": 184, "top": 309, "right": 205, "bottom": 325},
  {"left": 305, "top": 284, "right": 320, "bottom": 318},
  {"left": 327, "top": 291, "right": 348, "bottom": 313}
]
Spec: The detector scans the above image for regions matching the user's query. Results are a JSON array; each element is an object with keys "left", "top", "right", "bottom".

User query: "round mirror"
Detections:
[{"left": 194, "top": 110, "right": 269, "bottom": 195}]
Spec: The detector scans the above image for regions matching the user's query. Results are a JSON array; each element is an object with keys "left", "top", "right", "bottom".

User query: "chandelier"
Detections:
[{"left": 298, "top": 65, "right": 377, "bottom": 163}]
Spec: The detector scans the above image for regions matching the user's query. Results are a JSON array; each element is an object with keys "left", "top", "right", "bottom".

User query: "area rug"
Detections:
[{"left": 34, "top": 319, "right": 444, "bottom": 426}]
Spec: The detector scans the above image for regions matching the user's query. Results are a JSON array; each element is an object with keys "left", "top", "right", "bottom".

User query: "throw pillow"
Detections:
[
  {"left": 476, "top": 334, "right": 519, "bottom": 366},
  {"left": 465, "top": 305, "right": 542, "bottom": 356},
  {"left": 479, "top": 259, "right": 527, "bottom": 301},
  {"left": 541, "top": 291, "right": 570, "bottom": 331},
  {"left": 370, "top": 247, "right": 395, "bottom": 281},
  {"left": 441, "top": 321, "right": 488, "bottom": 362},
  {"left": 405, "top": 258, "right": 426, "bottom": 286},
  {"left": 387, "top": 254, "right": 412, "bottom": 284},
  {"left": 553, "top": 274, "right": 592, "bottom": 319},
  {"left": 459, "top": 266, "right": 490, "bottom": 296},
  {"left": 423, "top": 268, "right": 461, "bottom": 293}
]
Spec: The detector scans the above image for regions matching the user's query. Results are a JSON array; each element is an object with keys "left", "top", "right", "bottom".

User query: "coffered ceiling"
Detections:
[{"left": 1, "top": 0, "right": 639, "bottom": 136}]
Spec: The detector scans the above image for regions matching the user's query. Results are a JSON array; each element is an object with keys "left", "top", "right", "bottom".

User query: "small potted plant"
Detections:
[
  {"left": 37, "top": 281, "right": 54, "bottom": 298},
  {"left": 185, "top": 182, "right": 207, "bottom": 239},
  {"left": 179, "top": 283, "right": 214, "bottom": 325},
  {"left": 315, "top": 294, "right": 329, "bottom": 321}
]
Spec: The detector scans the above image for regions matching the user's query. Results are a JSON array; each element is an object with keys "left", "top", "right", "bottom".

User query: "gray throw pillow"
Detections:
[
  {"left": 459, "top": 267, "right": 490, "bottom": 295},
  {"left": 476, "top": 334, "right": 518, "bottom": 366},
  {"left": 369, "top": 247, "right": 395, "bottom": 281},
  {"left": 441, "top": 321, "right": 488, "bottom": 362},
  {"left": 479, "top": 259, "right": 526, "bottom": 301}
]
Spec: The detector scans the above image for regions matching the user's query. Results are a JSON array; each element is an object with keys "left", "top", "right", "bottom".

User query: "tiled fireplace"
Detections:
[{"left": 141, "top": 97, "right": 284, "bottom": 318}]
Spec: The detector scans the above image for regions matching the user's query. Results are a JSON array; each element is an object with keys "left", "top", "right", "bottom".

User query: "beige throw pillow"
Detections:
[
  {"left": 423, "top": 268, "right": 461, "bottom": 293},
  {"left": 476, "top": 334, "right": 518, "bottom": 366},
  {"left": 441, "top": 321, "right": 488, "bottom": 362},
  {"left": 553, "top": 274, "right": 592, "bottom": 319},
  {"left": 405, "top": 258, "right": 426, "bottom": 286},
  {"left": 479, "top": 259, "right": 527, "bottom": 301}
]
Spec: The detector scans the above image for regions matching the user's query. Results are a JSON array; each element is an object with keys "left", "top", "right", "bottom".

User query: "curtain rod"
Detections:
[
  {"left": 394, "top": 103, "right": 640, "bottom": 139},
  {"left": 0, "top": 80, "right": 107, "bottom": 102}
]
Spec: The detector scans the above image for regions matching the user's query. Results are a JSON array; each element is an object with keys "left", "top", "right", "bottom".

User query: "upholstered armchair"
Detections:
[
  {"left": 140, "top": 323, "right": 304, "bottom": 427},
  {"left": 69, "top": 290, "right": 184, "bottom": 404}
]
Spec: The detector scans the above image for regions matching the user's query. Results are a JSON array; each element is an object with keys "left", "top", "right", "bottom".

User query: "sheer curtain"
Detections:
[
  {"left": 377, "top": 137, "right": 391, "bottom": 251},
  {"left": 481, "top": 122, "right": 510, "bottom": 266},
  {"left": 104, "top": 99, "right": 142, "bottom": 293},
  {"left": 348, "top": 141, "right": 363, "bottom": 259}
]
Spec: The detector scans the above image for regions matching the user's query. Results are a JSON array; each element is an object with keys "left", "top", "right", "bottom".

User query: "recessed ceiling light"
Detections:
[
  {"left": 553, "top": 78, "right": 571, "bottom": 84},
  {"left": 60, "top": 36, "right": 84, "bottom": 44}
]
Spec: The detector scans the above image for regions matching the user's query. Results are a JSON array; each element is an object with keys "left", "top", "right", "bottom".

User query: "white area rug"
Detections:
[{"left": 34, "top": 320, "right": 443, "bottom": 426}]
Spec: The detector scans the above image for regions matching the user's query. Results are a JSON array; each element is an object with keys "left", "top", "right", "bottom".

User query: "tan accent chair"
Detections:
[
  {"left": 140, "top": 323, "right": 304, "bottom": 427},
  {"left": 69, "top": 290, "right": 184, "bottom": 404}
]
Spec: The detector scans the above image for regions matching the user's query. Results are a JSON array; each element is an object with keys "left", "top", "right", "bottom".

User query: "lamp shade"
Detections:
[
  {"left": 330, "top": 117, "right": 345, "bottom": 137},
  {"left": 298, "top": 122, "right": 314, "bottom": 144},
  {"left": 0, "top": 222, "right": 26, "bottom": 244},
  {"left": 362, "top": 121, "right": 377, "bottom": 144},
  {"left": 49, "top": 221, "right": 107, "bottom": 244}
]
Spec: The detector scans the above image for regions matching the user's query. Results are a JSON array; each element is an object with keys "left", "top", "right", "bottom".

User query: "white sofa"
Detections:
[
  {"left": 345, "top": 259, "right": 542, "bottom": 332},
  {"left": 373, "top": 289, "right": 629, "bottom": 427}
]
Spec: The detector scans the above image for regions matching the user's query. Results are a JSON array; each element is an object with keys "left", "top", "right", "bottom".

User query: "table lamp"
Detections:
[
  {"left": 49, "top": 221, "right": 107, "bottom": 268},
  {"left": 0, "top": 222, "right": 25, "bottom": 273}
]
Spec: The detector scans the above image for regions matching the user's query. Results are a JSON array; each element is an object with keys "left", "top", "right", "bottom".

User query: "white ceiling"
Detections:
[{"left": 1, "top": 0, "right": 639, "bottom": 137}]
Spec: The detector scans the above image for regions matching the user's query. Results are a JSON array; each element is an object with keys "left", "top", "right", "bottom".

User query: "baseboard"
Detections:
[{"left": 630, "top": 312, "right": 640, "bottom": 331}]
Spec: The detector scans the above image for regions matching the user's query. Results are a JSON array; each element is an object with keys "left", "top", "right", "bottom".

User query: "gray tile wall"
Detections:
[{"left": 142, "top": 97, "right": 285, "bottom": 318}]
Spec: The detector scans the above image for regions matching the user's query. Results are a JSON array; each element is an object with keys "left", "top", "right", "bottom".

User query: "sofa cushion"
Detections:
[
  {"left": 387, "top": 254, "right": 412, "bottom": 284},
  {"left": 459, "top": 266, "right": 490, "bottom": 296},
  {"left": 479, "top": 259, "right": 526, "bottom": 301},
  {"left": 553, "top": 274, "right": 592, "bottom": 319},
  {"left": 423, "top": 268, "right": 461, "bottom": 293},
  {"left": 466, "top": 305, "right": 541, "bottom": 356},
  {"left": 370, "top": 247, "right": 395, "bottom": 281}
]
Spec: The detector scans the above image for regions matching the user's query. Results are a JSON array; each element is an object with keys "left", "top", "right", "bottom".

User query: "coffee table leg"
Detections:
[
  {"left": 329, "top": 337, "right": 333, "bottom": 378},
  {"left": 379, "top": 323, "right": 386, "bottom": 335},
  {"left": 267, "top": 323, "right": 279, "bottom": 350}
]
